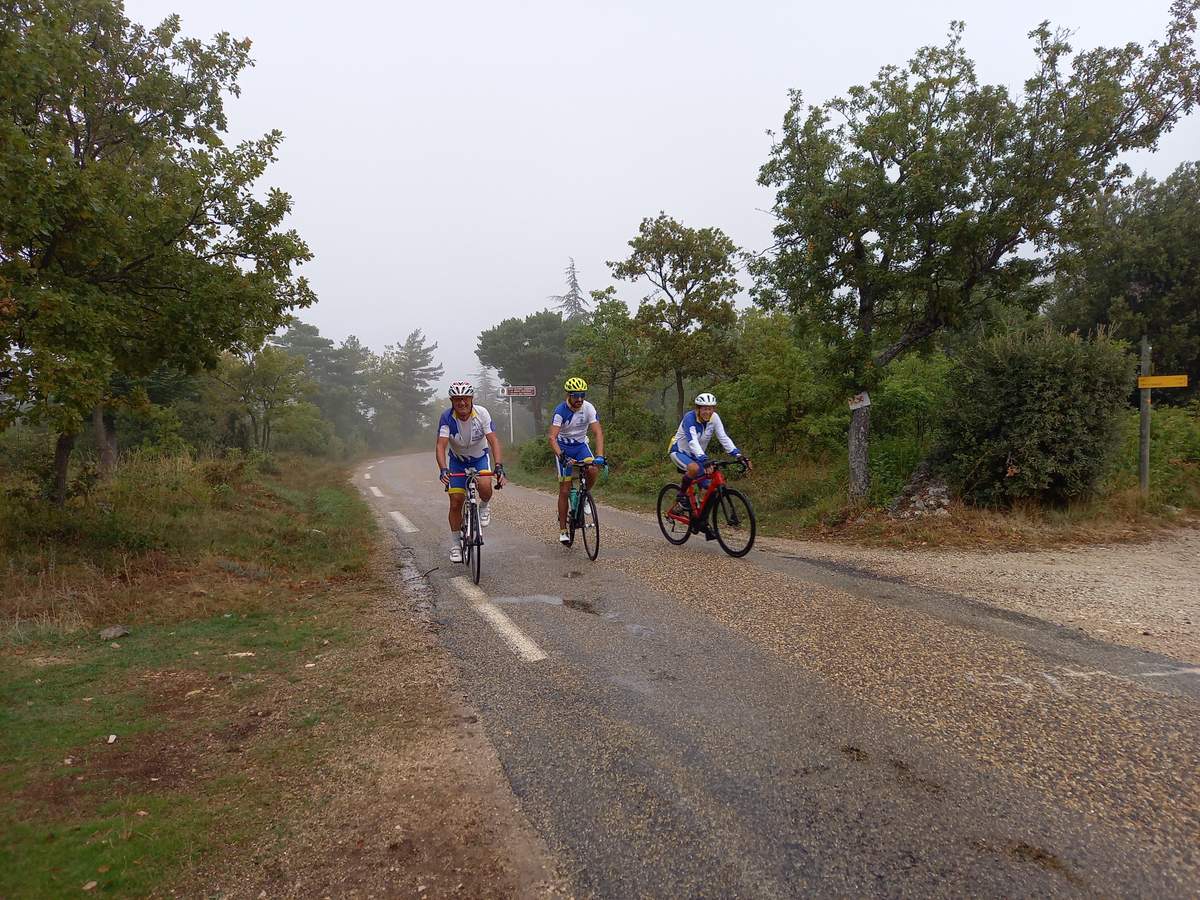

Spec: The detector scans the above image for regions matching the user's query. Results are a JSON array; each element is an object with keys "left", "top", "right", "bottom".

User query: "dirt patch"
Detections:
[
  {"left": 17, "top": 730, "right": 200, "bottom": 815},
  {"left": 186, "top": 556, "right": 567, "bottom": 898}
]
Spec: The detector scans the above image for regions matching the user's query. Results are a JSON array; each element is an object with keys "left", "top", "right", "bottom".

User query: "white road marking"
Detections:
[
  {"left": 450, "top": 577, "right": 547, "bottom": 663},
  {"left": 389, "top": 510, "right": 419, "bottom": 533},
  {"left": 369, "top": 486, "right": 384, "bottom": 497}
]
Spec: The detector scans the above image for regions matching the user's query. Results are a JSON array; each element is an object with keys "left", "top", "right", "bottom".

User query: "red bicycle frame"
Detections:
[{"left": 666, "top": 467, "right": 726, "bottom": 524}]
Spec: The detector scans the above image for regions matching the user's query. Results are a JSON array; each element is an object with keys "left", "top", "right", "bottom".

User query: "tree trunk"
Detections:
[
  {"left": 848, "top": 403, "right": 871, "bottom": 502},
  {"left": 52, "top": 432, "right": 76, "bottom": 506},
  {"left": 92, "top": 404, "right": 117, "bottom": 475},
  {"left": 531, "top": 395, "right": 544, "bottom": 432},
  {"left": 674, "top": 369, "right": 685, "bottom": 421},
  {"left": 607, "top": 373, "right": 617, "bottom": 431}
]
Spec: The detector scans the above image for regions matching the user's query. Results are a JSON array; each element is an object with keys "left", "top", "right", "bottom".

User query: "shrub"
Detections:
[{"left": 941, "top": 327, "right": 1133, "bottom": 506}]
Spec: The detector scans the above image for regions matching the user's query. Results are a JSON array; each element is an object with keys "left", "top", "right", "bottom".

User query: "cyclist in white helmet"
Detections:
[
  {"left": 668, "top": 392, "right": 752, "bottom": 516},
  {"left": 436, "top": 380, "right": 506, "bottom": 562}
]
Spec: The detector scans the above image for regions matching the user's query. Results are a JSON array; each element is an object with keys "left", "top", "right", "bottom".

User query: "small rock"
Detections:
[
  {"left": 136, "top": 810, "right": 148, "bottom": 817},
  {"left": 110, "top": 643, "right": 121, "bottom": 649},
  {"left": 64, "top": 757, "right": 75, "bottom": 765},
  {"left": 106, "top": 734, "right": 117, "bottom": 744},
  {"left": 83, "top": 881, "right": 98, "bottom": 892},
  {"left": 99, "top": 625, "right": 129, "bottom": 641},
  {"left": 190, "top": 588, "right": 209, "bottom": 597},
  {"left": 304, "top": 662, "right": 316, "bottom": 669},
  {"left": 934, "top": 508, "right": 951, "bottom": 518}
]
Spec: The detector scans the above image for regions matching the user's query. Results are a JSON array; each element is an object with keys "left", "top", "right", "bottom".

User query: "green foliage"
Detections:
[
  {"left": 366, "top": 329, "right": 443, "bottom": 448},
  {"left": 566, "top": 291, "right": 648, "bottom": 431},
  {"left": 271, "top": 401, "right": 339, "bottom": 456},
  {"left": 941, "top": 327, "right": 1133, "bottom": 506},
  {"left": 1108, "top": 402, "right": 1200, "bottom": 508},
  {"left": 609, "top": 213, "right": 740, "bottom": 420},
  {"left": 1, "top": 0, "right": 314, "bottom": 435},
  {"left": 753, "top": 6, "right": 1200, "bottom": 498},
  {"left": 713, "top": 310, "right": 844, "bottom": 456},
  {"left": 477, "top": 309, "right": 575, "bottom": 428},
  {"left": 1048, "top": 161, "right": 1200, "bottom": 403}
]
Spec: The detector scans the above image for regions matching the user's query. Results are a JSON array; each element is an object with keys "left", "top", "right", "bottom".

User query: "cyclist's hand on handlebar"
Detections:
[
  {"left": 739, "top": 456, "right": 753, "bottom": 473},
  {"left": 494, "top": 463, "right": 506, "bottom": 488},
  {"left": 592, "top": 455, "right": 606, "bottom": 468},
  {"left": 439, "top": 467, "right": 450, "bottom": 487}
]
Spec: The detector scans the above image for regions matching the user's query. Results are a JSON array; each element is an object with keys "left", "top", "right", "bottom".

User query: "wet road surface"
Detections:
[{"left": 360, "top": 453, "right": 1200, "bottom": 897}]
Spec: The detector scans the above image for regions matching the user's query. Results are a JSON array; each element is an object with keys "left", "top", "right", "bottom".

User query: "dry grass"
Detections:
[{"left": 0, "top": 450, "right": 374, "bottom": 639}]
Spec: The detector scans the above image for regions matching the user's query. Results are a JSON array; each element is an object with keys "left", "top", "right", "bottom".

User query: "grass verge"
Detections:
[{"left": 0, "top": 451, "right": 383, "bottom": 897}]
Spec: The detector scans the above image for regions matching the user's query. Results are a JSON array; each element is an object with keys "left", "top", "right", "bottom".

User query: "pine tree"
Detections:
[{"left": 550, "top": 258, "right": 590, "bottom": 320}]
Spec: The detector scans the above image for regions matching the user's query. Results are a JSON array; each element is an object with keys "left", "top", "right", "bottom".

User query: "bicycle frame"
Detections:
[{"left": 686, "top": 468, "right": 727, "bottom": 522}]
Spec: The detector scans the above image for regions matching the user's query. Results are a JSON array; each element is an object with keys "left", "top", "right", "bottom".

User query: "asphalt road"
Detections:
[{"left": 360, "top": 453, "right": 1200, "bottom": 898}]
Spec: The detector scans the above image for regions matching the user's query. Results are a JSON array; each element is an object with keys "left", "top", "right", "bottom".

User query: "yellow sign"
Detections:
[{"left": 1138, "top": 374, "right": 1189, "bottom": 389}]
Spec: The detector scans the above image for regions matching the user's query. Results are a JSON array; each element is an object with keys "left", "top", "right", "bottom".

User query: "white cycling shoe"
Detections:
[
  {"left": 449, "top": 543, "right": 463, "bottom": 563},
  {"left": 479, "top": 503, "right": 491, "bottom": 527},
  {"left": 559, "top": 530, "right": 571, "bottom": 545}
]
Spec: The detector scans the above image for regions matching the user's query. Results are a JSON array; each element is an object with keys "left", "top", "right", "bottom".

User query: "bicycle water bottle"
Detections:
[{"left": 569, "top": 486, "right": 580, "bottom": 515}]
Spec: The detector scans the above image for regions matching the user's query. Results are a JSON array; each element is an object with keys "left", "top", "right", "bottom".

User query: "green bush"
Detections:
[
  {"left": 941, "top": 327, "right": 1134, "bottom": 506},
  {"left": 519, "top": 437, "right": 556, "bottom": 471},
  {"left": 1108, "top": 402, "right": 1200, "bottom": 508}
]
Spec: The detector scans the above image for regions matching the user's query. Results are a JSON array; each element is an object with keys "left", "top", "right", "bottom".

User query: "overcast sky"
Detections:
[{"left": 125, "top": 0, "right": 1199, "bottom": 387}]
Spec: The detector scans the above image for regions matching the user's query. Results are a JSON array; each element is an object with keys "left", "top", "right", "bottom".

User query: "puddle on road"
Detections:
[
  {"left": 563, "top": 597, "right": 599, "bottom": 615},
  {"left": 491, "top": 593, "right": 603, "bottom": 616}
]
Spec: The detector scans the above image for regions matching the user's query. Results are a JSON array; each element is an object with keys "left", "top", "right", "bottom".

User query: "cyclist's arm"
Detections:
[
  {"left": 435, "top": 435, "right": 450, "bottom": 471},
  {"left": 547, "top": 424, "right": 562, "bottom": 457},
  {"left": 712, "top": 415, "right": 739, "bottom": 456},
  {"left": 590, "top": 420, "right": 605, "bottom": 458},
  {"left": 485, "top": 430, "right": 502, "bottom": 467}
]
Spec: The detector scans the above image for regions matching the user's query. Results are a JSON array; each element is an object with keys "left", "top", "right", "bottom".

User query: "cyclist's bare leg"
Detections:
[
  {"left": 448, "top": 492, "right": 465, "bottom": 532},
  {"left": 477, "top": 479, "right": 494, "bottom": 503},
  {"left": 584, "top": 464, "right": 599, "bottom": 491},
  {"left": 557, "top": 479, "right": 570, "bottom": 528}
]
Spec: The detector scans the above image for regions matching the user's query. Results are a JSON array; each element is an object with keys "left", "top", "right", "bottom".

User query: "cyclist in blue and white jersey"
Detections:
[
  {"left": 548, "top": 376, "right": 606, "bottom": 545},
  {"left": 669, "top": 392, "right": 752, "bottom": 516},
  {"left": 436, "top": 380, "right": 506, "bottom": 562}
]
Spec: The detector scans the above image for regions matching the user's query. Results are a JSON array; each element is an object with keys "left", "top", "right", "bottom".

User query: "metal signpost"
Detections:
[
  {"left": 1137, "top": 335, "right": 1189, "bottom": 498},
  {"left": 499, "top": 385, "right": 536, "bottom": 444}
]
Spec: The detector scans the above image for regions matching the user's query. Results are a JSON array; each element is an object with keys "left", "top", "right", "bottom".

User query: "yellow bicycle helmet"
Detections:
[{"left": 564, "top": 377, "right": 588, "bottom": 392}]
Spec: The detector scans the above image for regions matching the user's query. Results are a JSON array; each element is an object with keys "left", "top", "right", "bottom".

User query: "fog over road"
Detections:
[{"left": 360, "top": 453, "right": 1199, "bottom": 897}]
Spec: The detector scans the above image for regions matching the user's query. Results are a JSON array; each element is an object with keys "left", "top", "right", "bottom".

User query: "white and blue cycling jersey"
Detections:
[
  {"left": 551, "top": 400, "right": 599, "bottom": 446},
  {"left": 438, "top": 406, "right": 494, "bottom": 460},
  {"left": 669, "top": 410, "right": 739, "bottom": 468}
]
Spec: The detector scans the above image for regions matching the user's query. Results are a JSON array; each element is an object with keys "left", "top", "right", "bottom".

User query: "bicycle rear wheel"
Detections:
[
  {"left": 469, "top": 503, "right": 482, "bottom": 583},
  {"left": 711, "top": 488, "right": 756, "bottom": 557},
  {"left": 580, "top": 493, "right": 600, "bottom": 561},
  {"left": 656, "top": 484, "right": 691, "bottom": 546}
]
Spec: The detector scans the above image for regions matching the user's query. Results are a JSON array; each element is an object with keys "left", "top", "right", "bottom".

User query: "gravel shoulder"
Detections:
[{"left": 753, "top": 528, "right": 1200, "bottom": 664}]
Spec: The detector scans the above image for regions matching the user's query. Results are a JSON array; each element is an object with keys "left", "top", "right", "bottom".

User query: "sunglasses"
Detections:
[{"left": 569, "top": 392, "right": 587, "bottom": 400}]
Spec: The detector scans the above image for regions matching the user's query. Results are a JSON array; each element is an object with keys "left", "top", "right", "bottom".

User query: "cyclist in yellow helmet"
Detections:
[{"left": 548, "top": 377, "right": 606, "bottom": 544}]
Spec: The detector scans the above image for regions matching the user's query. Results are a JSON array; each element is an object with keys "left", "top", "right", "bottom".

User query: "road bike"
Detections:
[
  {"left": 562, "top": 462, "right": 604, "bottom": 561},
  {"left": 656, "top": 458, "right": 756, "bottom": 557},
  {"left": 449, "top": 467, "right": 491, "bottom": 583}
]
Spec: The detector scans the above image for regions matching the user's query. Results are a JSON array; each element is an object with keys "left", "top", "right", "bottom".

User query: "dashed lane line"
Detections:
[
  {"left": 450, "top": 577, "right": 548, "bottom": 663},
  {"left": 369, "top": 486, "right": 384, "bottom": 498},
  {"left": 389, "top": 510, "right": 419, "bottom": 533}
]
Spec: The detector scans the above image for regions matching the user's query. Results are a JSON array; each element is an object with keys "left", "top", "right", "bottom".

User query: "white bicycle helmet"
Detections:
[
  {"left": 448, "top": 380, "right": 475, "bottom": 397},
  {"left": 694, "top": 392, "right": 717, "bottom": 406}
]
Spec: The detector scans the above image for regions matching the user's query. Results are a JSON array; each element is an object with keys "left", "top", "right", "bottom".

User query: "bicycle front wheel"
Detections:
[
  {"left": 712, "top": 488, "right": 756, "bottom": 557},
  {"left": 469, "top": 504, "right": 482, "bottom": 583},
  {"left": 656, "top": 484, "right": 691, "bottom": 546},
  {"left": 580, "top": 493, "right": 600, "bottom": 561}
]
